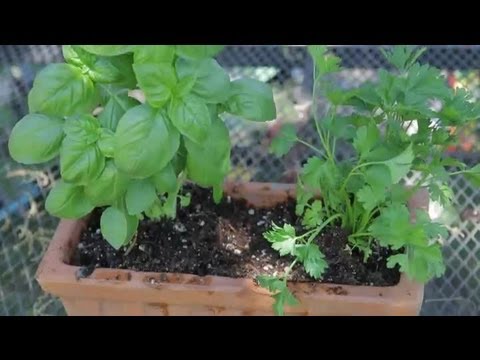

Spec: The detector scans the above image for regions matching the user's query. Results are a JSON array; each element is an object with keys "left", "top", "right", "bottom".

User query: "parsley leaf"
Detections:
[
  {"left": 296, "top": 243, "right": 328, "bottom": 279},
  {"left": 464, "top": 164, "right": 480, "bottom": 187},
  {"left": 354, "top": 124, "right": 380, "bottom": 159},
  {"left": 365, "top": 164, "right": 392, "bottom": 189},
  {"left": 256, "top": 275, "right": 285, "bottom": 293},
  {"left": 263, "top": 223, "right": 297, "bottom": 256},
  {"left": 387, "top": 244, "right": 445, "bottom": 283},
  {"left": 301, "top": 157, "right": 324, "bottom": 188},
  {"left": 302, "top": 200, "right": 323, "bottom": 229},
  {"left": 381, "top": 144, "right": 414, "bottom": 183},
  {"left": 369, "top": 203, "right": 421, "bottom": 250},
  {"left": 357, "top": 185, "right": 386, "bottom": 211},
  {"left": 269, "top": 123, "right": 297, "bottom": 157},
  {"left": 415, "top": 210, "right": 449, "bottom": 240},
  {"left": 439, "top": 89, "right": 480, "bottom": 125},
  {"left": 307, "top": 46, "right": 341, "bottom": 76},
  {"left": 429, "top": 182, "right": 454, "bottom": 207},
  {"left": 295, "top": 180, "right": 314, "bottom": 216},
  {"left": 370, "top": 204, "right": 447, "bottom": 282},
  {"left": 405, "top": 63, "right": 451, "bottom": 101},
  {"left": 272, "top": 287, "right": 299, "bottom": 316},
  {"left": 321, "top": 115, "right": 358, "bottom": 140},
  {"left": 381, "top": 45, "right": 426, "bottom": 71},
  {"left": 256, "top": 275, "right": 299, "bottom": 316}
]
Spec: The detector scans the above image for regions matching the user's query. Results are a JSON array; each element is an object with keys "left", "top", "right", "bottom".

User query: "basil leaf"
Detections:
[
  {"left": 88, "top": 54, "right": 136, "bottom": 88},
  {"left": 64, "top": 114, "right": 100, "bottom": 144},
  {"left": 171, "top": 137, "right": 187, "bottom": 175},
  {"left": 151, "top": 163, "right": 177, "bottom": 194},
  {"left": 8, "top": 114, "right": 64, "bottom": 165},
  {"left": 185, "top": 117, "right": 230, "bottom": 189},
  {"left": 60, "top": 138, "right": 105, "bottom": 185},
  {"left": 63, "top": 46, "right": 136, "bottom": 88},
  {"left": 62, "top": 45, "right": 96, "bottom": 68},
  {"left": 97, "top": 128, "right": 115, "bottom": 158},
  {"left": 115, "top": 104, "right": 180, "bottom": 179},
  {"left": 176, "top": 45, "right": 225, "bottom": 59},
  {"left": 133, "top": 46, "right": 175, "bottom": 64},
  {"left": 60, "top": 115, "right": 105, "bottom": 184},
  {"left": 125, "top": 179, "right": 157, "bottom": 215},
  {"left": 133, "top": 63, "right": 177, "bottom": 108},
  {"left": 174, "top": 75, "right": 197, "bottom": 98},
  {"left": 97, "top": 90, "right": 139, "bottom": 131},
  {"left": 100, "top": 206, "right": 138, "bottom": 250},
  {"left": 176, "top": 58, "right": 230, "bottom": 103},
  {"left": 226, "top": 78, "right": 276, "bottom": 121},
  {"left": 45, "top": 180, "right": 94, "bottom": 219},
  {"left": 79, "top": 45, "right": 135, "bottom": 56},
  {"left": 144, "top": 198, "right": 164, "bottom": 220},
  {"left": 169, "top": 95, "right": 211, "bottom": 144},
  {"left": 28, "top": 63, "right": 98, "bottom": 117},
  {"left": 84, "top": 160, "right": 130, "bottom": 207}
]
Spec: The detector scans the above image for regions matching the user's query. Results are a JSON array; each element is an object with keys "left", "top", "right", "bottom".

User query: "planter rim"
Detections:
[{"left": 36, "top": 182, "right": 425, "bottom": 315}]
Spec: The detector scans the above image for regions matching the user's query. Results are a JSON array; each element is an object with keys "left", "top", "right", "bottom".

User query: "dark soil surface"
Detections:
[{"left": 73, "top": 185, "right": 400, "bottom": 286}]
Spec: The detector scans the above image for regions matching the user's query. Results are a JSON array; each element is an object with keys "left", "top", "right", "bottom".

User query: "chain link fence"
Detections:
[{"left": 0, "top": 45, "right": 479, "bottom": 316}]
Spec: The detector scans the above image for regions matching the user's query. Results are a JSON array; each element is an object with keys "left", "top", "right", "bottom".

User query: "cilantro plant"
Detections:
[
  {"left": 8, "top": 45, "right": 276, "bottom": 249},
  {"left": 262, "top": 45, "right": 480, "bottom": 315}
]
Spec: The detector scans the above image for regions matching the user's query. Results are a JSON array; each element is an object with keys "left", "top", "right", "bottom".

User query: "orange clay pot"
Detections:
[{"left": 36, "top": 182, "right": 425, "bottom": 316}]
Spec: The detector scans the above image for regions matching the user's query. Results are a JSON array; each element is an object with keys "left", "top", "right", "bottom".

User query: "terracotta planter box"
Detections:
[{"left": 36, "top": 182, "right": 425, "bottom": 316}]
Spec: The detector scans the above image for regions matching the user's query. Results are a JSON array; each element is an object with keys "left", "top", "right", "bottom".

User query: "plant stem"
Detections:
[
  {"left": 316, "top": 122, "right": 335, "bottom": 163},
  {"left": 296, "top": 138, "right": 327, "bottom": 158},
  {"left": 344, "top": 200, "right": 353, "bottom": 229},
  {"left": 351, "top": 200, "right": 357, "bottom": 232},
  {"left": 311, "top": 64, "right": 335, "bottom": 164},
  {"left": 323, "top": 107, "right": 337, "bottom": 163},
  {"left": 356, "top": 209, "right": 378, "bottom": 234},
  {"left": 124, "top": 233, "right": 138, "bottom": 256},
  {"left": 349, "top": 232, "right": 373, "bottom": 239},
  {"left": 286, "top": 259, "right": 299, "bottom": 276},
  {"left": 314, "top": 119, "right": 326, "bottom": 151},
  {"left": 307, "top": 213, "right": 343, "bottom": 246},
  {"left": 340, "top": 161, "right": 381, "bottom": 193},
  {"left": 325, "top": 132, "right": 335, "bottom": 163},
  {"left": 450, "top": 170, "right": 470, "bottom": 176},
  {"left": 324, "top": 197, "right": 332, "bottom": 219},
  {"left": 404, "top": 120, "right": 414, "bottom": 135},
  {"left": 312, "top": 65, "right": 319, "bottom": 122},
  {"left": 297, "top": 227, "right": 321, "bottom": 241}
]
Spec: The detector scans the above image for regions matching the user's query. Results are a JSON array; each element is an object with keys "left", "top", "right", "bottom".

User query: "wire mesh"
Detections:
[{"left": 0, "top": 45, "right": 478, "bottom": 316}]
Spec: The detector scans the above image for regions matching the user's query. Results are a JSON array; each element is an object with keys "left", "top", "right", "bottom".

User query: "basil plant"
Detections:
[{"left": 8, "top": 45, "right": 277, "bottom": 249}]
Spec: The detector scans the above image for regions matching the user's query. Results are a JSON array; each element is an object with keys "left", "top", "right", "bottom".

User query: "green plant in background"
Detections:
[
  {"left": 262, "top": 45, "right": 480, "bottom": 315},
  {"left": 8, "top": 45, "right": 276, "bottom": 249}
]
